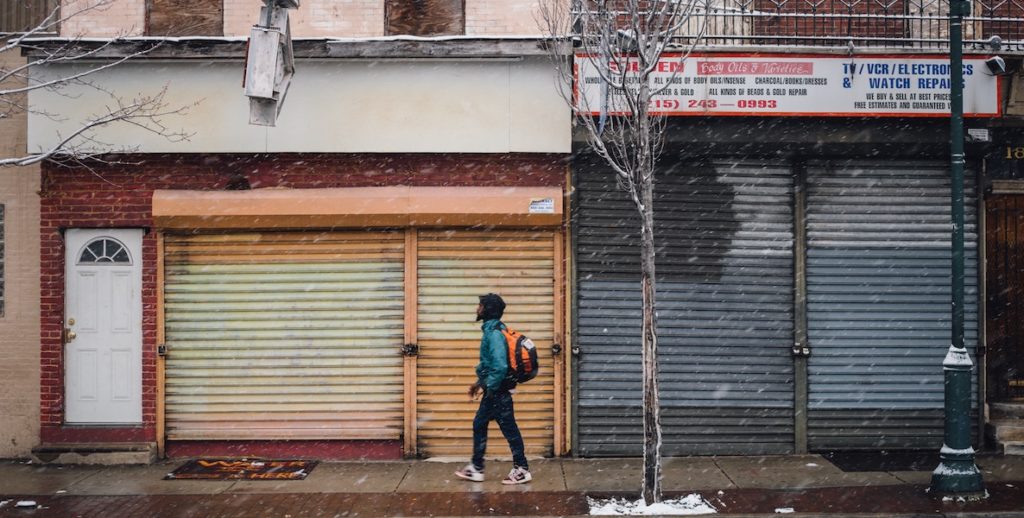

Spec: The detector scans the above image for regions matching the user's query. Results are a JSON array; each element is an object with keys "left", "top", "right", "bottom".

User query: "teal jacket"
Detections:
[{"left": 476, "top": 319, "right": 509, "bottom": 394}]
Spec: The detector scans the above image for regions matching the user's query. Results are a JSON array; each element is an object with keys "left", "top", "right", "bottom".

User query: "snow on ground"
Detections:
[{"left": 589, "top": 494, "right": 716, "bottom": 515}]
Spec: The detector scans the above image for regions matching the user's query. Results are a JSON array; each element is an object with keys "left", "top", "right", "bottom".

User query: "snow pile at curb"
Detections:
[{"left": 589, "top": 494, "right": 717, "bottom": 515}]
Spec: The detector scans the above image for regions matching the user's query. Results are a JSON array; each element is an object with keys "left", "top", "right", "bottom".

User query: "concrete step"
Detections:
[
  {"left": 991, "top": 402, "right": 1024, "bottom": 419},
  {"left": 988, "top": 420, "right": 1024, "bottom": 442},
  {"left": 31, "top": 442, "right": 157, "bottom": 465},
  {"left": 1004, "top": 441, "right": 1024, "bottom": 455}
]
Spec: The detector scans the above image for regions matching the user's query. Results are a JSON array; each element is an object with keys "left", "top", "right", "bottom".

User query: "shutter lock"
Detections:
[
  {"left": 792, "top": 342, "right": 810, "bottom": 357},
  {"left": 403, "top": 343, "right": 419, "bottom": 357}
]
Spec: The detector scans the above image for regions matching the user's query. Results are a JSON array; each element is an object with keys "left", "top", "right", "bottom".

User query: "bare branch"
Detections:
[
  {"left": 1, "top": 40, "right": 162, "bottom": 97},
  {"left": 0, "top": 85, "right": 196, "bottom": 168},
  {"left": 0, "top": 1, "right": 197, "bottom": 170},
  {"left": 539, "top": 0, "right": 710, "bottom": 506},
  {"left": 1, "top": 0, "right": 122, "bottom": 54}
]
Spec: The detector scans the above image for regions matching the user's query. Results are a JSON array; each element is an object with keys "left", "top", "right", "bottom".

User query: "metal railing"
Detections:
[{"left": 577, "top": 0, "right": 1024, "bottom": 52}]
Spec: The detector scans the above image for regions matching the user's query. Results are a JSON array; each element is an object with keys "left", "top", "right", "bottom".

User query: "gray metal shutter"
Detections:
[
  {"left": 576, "top": 161, "right": 795, "bottom": 456},
  {"left": 805, "top": 161, "right": 979, "bottom": 450},
  {"left": 164, "top": 231, "right": 406, "bottom": 440}
]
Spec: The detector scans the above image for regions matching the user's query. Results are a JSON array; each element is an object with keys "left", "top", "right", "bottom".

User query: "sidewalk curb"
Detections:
[{"left": 2, "top": 486, "right": 1023, "bottom": 517}]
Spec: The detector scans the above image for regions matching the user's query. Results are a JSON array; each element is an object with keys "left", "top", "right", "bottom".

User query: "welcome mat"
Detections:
[
  {"left": 824, "top": 450, "right": 939, "bottom": 472},
  {"left": 165, "top": 459, "right": 318, "bottom": 480}
]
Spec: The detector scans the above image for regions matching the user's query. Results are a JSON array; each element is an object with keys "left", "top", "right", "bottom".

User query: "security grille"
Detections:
[{"left": 573, "top": 0, "right": 1024, "bottom": 51}]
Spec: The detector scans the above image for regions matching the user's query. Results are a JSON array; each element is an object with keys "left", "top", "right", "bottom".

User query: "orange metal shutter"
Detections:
[
  {"left": 163, "top": 231, "right": 406, "bottom": 440},
  {"left": 415, "top": 230, "right": 556, "bottom": 457}
]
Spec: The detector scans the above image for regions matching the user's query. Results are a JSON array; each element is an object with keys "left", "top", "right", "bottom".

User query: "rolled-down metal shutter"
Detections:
[
  {"left": 416, "top": 230, "right": 556, "bottom": 458},
  {"left": 806, "top": 161, "right": 979, "bottom": 449},
  {"left": 164, "top": 232, "right": 406, "bottom": 440},
  {"left": 576, "top": 161, "right": 795, "bottom": 456}
]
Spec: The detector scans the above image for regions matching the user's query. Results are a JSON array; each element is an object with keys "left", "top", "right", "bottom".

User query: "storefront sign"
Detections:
[{"left": 575, "top": 54, "right": 1001, "bottom": 117}]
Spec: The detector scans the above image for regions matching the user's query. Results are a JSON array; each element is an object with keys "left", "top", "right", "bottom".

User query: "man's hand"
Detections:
[{"left": 468, "top": 382, "right": 483, "bottom": 399}]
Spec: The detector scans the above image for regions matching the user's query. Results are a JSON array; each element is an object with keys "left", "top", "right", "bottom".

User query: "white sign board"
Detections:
[
  {"left": 575, "top": 54, "right": 1001, "bottom": 117},
  {"left": 529, "top": 198, "right": 555, "bottom": 214}
]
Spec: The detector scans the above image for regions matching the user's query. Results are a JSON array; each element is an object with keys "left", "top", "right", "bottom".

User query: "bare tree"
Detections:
[
  {"left": 0, "top": 0, "right": 193, "bottom": 168},
  {"left": 541, "top": 0, "right": 708, "bottom": 505}
]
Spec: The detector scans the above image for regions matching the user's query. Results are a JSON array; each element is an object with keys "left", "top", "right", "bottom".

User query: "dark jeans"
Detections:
[{"left": 471, "top": 390, "right": 528, "bottom": 470}]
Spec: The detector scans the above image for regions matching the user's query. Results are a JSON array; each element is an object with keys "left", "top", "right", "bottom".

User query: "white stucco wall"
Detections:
[{"left": 28, "top": 57, "right": 571, "bottom": 154}]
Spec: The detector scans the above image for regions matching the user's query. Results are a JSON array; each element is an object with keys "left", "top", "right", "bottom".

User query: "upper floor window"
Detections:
[
  {"left": 0, "top": 0, "right": 57, "bottom": 33},
  {"left": 386, "top": 0, "right": 464, "bottom": 36},
  {"left": 147, "top": 0, "right": 224, "bottom": 36}
]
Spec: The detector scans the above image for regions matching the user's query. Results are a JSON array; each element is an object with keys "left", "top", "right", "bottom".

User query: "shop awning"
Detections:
[{"left": 152, "top": 186, "right": 563, "bottom": 229}]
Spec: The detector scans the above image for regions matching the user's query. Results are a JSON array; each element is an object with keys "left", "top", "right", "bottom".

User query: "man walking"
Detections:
[{"left": 454, "top": 293, "right": 532, "bottom": 485}]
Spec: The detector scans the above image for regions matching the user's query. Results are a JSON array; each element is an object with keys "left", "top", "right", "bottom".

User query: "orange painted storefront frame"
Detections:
[
  {"left": 153, "top": 186, "right": 564, "bottom": 229},
  {"left": 153, "top": 185, "right": 568, "bottom": 457}
]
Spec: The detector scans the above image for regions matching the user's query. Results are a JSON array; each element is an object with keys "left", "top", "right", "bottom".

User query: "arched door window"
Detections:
[{"left": 77, "top": 237, "right": 132, "bottom": 265}]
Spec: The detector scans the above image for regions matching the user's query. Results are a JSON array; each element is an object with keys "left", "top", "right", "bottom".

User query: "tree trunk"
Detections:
[{"left": 639, "top": 166, "right": 661, "bottom": 505}]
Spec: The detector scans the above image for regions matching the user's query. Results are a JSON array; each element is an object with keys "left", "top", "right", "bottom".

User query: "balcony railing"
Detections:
[{"left": 577, "top": 0, "right": 1024, "bottom": 52}]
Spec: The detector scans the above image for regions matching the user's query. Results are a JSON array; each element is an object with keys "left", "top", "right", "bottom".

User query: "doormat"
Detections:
[
  {"left": 824, "top": 450, "right": 939, "bottom": 472},
  {"left": 164, "top": 459, "right": 318, "bottom": 480}
]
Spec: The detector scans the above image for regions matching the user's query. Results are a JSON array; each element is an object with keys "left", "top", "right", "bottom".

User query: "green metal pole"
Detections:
[{"left": 930, "top": 0, "right": 985, "bottom": 497}]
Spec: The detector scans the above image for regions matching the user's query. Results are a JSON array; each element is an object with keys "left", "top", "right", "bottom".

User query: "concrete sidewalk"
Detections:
[{"left": 1, "top": 454, "right": 1023, "bottom": 516}]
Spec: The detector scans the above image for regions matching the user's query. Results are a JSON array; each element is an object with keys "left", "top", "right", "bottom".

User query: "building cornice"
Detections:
[{"left": 20, "top": 36, "right": 571, "bottom": 60}]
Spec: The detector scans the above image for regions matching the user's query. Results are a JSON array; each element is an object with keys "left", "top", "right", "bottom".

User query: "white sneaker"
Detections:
[
  {"left": 501, "top": 466, "right": 532, "bottom": 485},
  {"left": 454, "top": 463, "right": 484, "bottom": 482}
]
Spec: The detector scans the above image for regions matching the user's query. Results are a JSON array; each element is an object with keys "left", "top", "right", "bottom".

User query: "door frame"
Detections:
[
  {"left": 982, "top": 185, "right": 1024, "bottom": 405},
  {"left": 63, "top": 228, "right": 144, "bottom": 425}
]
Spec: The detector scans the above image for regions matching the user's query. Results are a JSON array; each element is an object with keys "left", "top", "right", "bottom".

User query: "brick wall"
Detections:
[
  {"left": 465, "top": 0, "right": 542, "bottom": 36},
  {"left": 224, "top": 0, "right": 384, "bottom": 37},
  {"left": 61, "top": 0, "right": 543, "bottom": 37},
  {"left": 59, "top": 0, "right": 144, "bottom": 37},
  {"left": 39, "top": 153, "right": 564, "bottom": 443},
  {"left": 0, "top": 49, "right": 41, "bottom": 459},
  {"left": 0, "top": 172, "right": 40, "bottom": 459}
]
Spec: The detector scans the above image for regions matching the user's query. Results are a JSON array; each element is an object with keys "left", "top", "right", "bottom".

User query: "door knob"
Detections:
[{"left": 64, "top": 328, "right": 77, "bottom": 343}]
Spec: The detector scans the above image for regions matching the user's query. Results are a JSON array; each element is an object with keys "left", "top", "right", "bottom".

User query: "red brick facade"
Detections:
[{"left": 40, "top": 153, "right": 566, "bottom": 446}]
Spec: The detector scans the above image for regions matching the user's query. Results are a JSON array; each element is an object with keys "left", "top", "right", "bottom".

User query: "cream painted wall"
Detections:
[
  {"left": 0, "top": 50, "right": 41, "bottom": 459},
  {"left": 28, "top": 58, "right": 571, "bottom": 154}
]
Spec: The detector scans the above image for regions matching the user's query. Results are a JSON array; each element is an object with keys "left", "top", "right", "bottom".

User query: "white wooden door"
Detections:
[{"left": 65, "top": 229, "right": 143, "bottom": 424}]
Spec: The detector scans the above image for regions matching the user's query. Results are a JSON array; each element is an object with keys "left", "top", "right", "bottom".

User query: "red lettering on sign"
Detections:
[
  {"left": 698, "top": 61, "right": 813, "bottom": 75},
  {"left": 607, "top": 60, "right": 684, "bottom": 73}
]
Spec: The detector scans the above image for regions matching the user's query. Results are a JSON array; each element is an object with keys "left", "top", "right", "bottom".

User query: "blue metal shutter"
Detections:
[
  {"left": 576, "top": 161, "right": 795, "bottom": 456},
  {"left": 805, "top": 161, "right": 979, "bottom": 449}
]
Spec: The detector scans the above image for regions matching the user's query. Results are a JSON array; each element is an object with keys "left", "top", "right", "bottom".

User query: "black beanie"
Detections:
[{"left": 477, "top": 293, "right": 506, "bottom": 321}]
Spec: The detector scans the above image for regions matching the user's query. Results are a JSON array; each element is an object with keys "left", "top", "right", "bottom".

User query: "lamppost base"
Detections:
[{"left": 930, "top": 460, "right": 985, "bottom": 497}]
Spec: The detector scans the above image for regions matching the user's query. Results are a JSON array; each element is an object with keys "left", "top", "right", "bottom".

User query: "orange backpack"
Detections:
[{"left": 500, "top": 325, "right": 540, "bottom": 384}]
